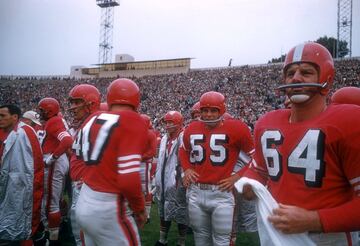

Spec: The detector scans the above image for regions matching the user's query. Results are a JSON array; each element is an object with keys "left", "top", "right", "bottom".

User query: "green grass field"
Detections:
[{"left": 140, "top": 203, "right": 260, "bottom": 246}]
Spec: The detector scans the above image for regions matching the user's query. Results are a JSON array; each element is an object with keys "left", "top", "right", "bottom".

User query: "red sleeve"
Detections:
[
  {"left": 119, "top": 167, "right": 145, "bottom": 213},
  {"left": 47, "top": 117, "right": 73, "bottom": 157},
  {"left": 179, "top": 128, "right": 192, "bottom": 171},
  {"left": 69, "top": 154, "right": 87, "bottom": 181},
  {"left": 53, "top": 135, "right": 73, "bottom": 157},
  {"left": 142, "top": 130, "right": 157, "bottom": 161},
  {"left": 242, "top": 121, "right": 269, "bottom": 185},
  {"left": 319, "top": 110, "right": 360, "bottom": 232},
  {"left": 236, "top": 165, "right": 248, "bottom": 177},
  {"left": 115, "top": 119, "right": 147, "bottom": 213},
  {"left": 236, "top": 121, "right": 254, "bottom": 155},
  {"left": 318, "top": 197, "right": 360, "bottom": 232}
]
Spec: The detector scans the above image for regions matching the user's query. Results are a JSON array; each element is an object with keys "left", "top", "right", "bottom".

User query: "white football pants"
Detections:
[
  {"left": 76, "top": 183, "right": 140, "bottom": 246},
  {"left": 187, "top": 184, "right": 236, "bottom": 246}
]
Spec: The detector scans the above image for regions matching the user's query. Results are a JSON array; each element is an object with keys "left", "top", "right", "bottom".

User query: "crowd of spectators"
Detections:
[{"left": 1, "top": 58, "right": 359, "bottom": 131}]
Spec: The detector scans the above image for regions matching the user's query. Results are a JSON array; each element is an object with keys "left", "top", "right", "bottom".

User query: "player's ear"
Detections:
[{"left": 12, "top": 113, "right": 19, "bottom": 122}]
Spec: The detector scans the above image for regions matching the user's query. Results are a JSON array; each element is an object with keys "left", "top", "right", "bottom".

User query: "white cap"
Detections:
[{"left": 22, "top": 110, "right": 41, "bottom": 126}]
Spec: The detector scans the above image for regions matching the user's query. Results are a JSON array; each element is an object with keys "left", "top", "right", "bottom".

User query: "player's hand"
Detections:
[
  {"left": 183, "top": 169, "right": 199, "bottom": 188},
  {"left": 268, "top": 203, "right": 322, "bottom": 234},
  {"left": 241, "top": 184, "right": 257, "bottom": 200},
  {"left": 134, "top": 210, "right": 147, "bottom": 229},
  {"left": 218, "top": 173, "right": 240, "bottom": 192}
]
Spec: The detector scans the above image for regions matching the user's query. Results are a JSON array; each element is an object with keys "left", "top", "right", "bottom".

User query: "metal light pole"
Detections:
[
  {"left": 337, "top": 0, "right": 352, "bottom": 58},
  {"left": 96, "top": 0, "right": 120, "bottom": 64}
]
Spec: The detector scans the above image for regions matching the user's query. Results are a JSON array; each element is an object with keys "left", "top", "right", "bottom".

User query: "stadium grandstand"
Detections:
[
  {"left": 70, "top": 55, "right": 192, "bottom": 79},
  {"left": 1, "top": 57, "right": 359, "bottom": 132}
]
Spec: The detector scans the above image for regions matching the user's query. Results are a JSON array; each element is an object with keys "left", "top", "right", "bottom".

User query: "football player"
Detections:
[
  {"left": 68, "top": 84, "right": 101, "bottom": 246},
  {"left": 179, "top": 91, "right": 254, "bottom": 245},
  {"left": 74, "top": 78, "right": 148, "bottom": 245},
  {"left": 331, "top": 86, "right": 360, "bottom": 106},
  {"left": 190, "top": 101, "right": 201, "bottom": 121},
  {"left": 155, "top": 111, "right": 188, "bottom": 246},
  {"left": 139, "top": 114, "right": 157, "bottom": 224},
  {"left": 37, "top": 98, "right": 73, "bottom": 245},
  {"left": 242, "top": 42, "right": 360, "bottom": 245}
]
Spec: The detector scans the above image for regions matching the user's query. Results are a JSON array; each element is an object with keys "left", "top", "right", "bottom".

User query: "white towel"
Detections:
[{"left": 235, "top": 177, "right": 315, "bottom": 246}]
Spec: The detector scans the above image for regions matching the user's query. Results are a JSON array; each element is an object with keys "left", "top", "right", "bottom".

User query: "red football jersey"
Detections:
[
  {"left": 70, "top": 113, "right": 97, "bottom": 181},
  {"left": 40, "top": 115, "right": 72, "bottom": 155},
  {"left": 246, "top": 104, "right": 360, "bottom": 232},
  {"left": 142, "top": 129, "right": 157, "bottom": 161},
  {"left": 180, "top": 119, "right": 254, "bottom": 184},
  {"left": 72, "top": 111, "right": 148, "bottom": 213}
]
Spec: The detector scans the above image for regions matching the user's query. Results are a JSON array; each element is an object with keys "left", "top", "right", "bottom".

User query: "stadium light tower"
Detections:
[
  {"left": 337, "top": 0, "right": 352, "bottom": 58},
  {"left": 96, "top": 0, "right": 120, "bottom": 64}
]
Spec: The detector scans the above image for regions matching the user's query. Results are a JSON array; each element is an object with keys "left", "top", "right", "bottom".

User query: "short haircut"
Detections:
[{"left": 0, "top": 104, "right": 22, "bottom": 119}]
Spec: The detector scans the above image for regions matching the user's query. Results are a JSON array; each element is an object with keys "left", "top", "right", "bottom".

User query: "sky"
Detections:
[{"left": 0, "top": 0, "right": 359, "bottom": 76}]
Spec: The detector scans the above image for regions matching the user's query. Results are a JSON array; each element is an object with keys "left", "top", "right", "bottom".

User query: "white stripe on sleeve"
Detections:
[
  {"left": 117, "top": 154, "right": 142, "bottom": 161},
  {"left": 117, "top": 161, "right": 141, "bottom": 168},
  {"left": 57, "top": 131, "right": 71, "bottom": 141},
  {"left": 118, "top": 167, "right": 140, "bottom": 174},
  {"left": 117, "top": 154, "right": 142, "bottom": 174},
  {"left": 350, "top": 177, "right": 360, "bottom": 185}
]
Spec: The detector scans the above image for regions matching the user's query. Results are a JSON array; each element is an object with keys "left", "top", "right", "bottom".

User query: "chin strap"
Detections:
[{"left": 198, "top": 116, "right": 223, "bottom": 124}]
